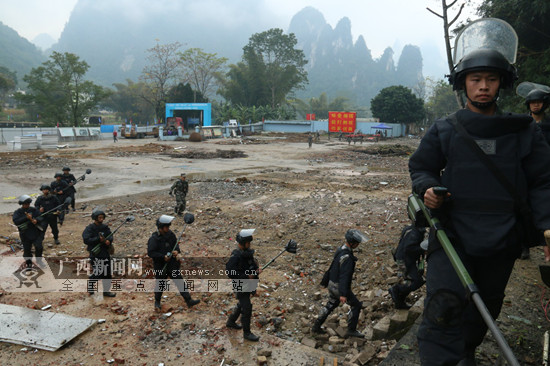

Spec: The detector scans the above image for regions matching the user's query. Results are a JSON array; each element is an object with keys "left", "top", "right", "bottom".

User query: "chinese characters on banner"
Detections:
[
  {"left": 306, "top": 113, "right": 316, "bottom": 121},
  {"left": 328, "top": 111, "right": 357, "bottom": 133}
]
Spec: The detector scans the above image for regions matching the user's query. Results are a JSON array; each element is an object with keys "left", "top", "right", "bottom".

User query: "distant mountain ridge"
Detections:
[
  {"left": 0, "top": 21, "right": 45, "bottom": 85},
  {"left": 1, "top": 1, "right": 425, "bottom": 109}
]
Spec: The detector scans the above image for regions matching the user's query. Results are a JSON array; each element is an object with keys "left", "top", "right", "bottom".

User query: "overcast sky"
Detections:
[{"left": 0, "top": 0, "right": 481, "bottom": 75}]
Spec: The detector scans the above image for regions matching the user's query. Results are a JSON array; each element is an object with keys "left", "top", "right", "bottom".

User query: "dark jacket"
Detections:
[
  {"left": 35, "top": 193, "right": 61, "bottom": 228},
  {"left": 13, "top": 207, "right": 42, "bottom": 241},
  {"left": 61, "top": 173, "right": 77, "bottom": 193},
  {"left": 51, "top": 179, "right": 69, "bottom": 197},
  {"left": 394, "top": 226, "right": 425, "bottom": 263},
  {"left": 147, "top": 230, "right": 181, "bottom": 271},
  {"left": 226, "top": 247, "right": 259, "bottom": 280},
  {"left": 83, "top": 222, "right": 113, "bottom": 258},
  {"left": 409, "top": 108, "right": 550, "bottom": 256},
  {"left": 328, "top": 244, "right": 357, "bottom": 298}
]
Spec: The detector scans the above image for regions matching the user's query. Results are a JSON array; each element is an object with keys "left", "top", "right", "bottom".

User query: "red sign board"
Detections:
[
  {"left": 328, "top": 111, "right": 356, "bottom": 133},
  {"left": 306, "top": 113, "right": 316, "bottom": 121}
]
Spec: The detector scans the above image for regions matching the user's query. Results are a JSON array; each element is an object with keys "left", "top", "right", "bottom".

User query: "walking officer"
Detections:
[
  {"left": 312, "top": 229, "right": 368, "bottom": 338},
  {"left": 83, "top": 210, "right": 116, "bottom": 297},
  {"left": 13, "top": 195, "right": 44, "bottom": 268},
  {"left": 409, "top": 19, "right": 550, "bottom": 365},
  {"left": 147, "top": 214, "right": 200, "bottom": 310},
  {"left": 226, "top": 229, "right": 261, "bottom": 341},
  {"left": 169, "top": 173, "right": 188, "bottom": 216},
  {"left": 61, "top": 167, "right": 77, "bottom": 212},
  {"left": 389, "top": 225, "right": 426, "bottom": 309},
  {"left": 51, "top": 172, "right": 68, "bottom": 222},
  {"left": 35, "top": 184, "right": 62, "bottom": 245}
]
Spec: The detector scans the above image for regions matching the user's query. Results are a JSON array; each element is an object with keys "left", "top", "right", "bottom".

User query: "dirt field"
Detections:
[{"left": 0, "top": 133, "right": 548, "bottom": 365}]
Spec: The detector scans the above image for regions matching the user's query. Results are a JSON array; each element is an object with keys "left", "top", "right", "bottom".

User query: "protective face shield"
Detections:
[
  {"left": 40, "top": 184, "right": 51, "bottom": 191},
  {"left": 449, "top": 18, "right": 518, "bottom": 98},
  {"left": 91, "top": 210, "right": 106, "bottom": 221},
  {"left": 18, "top": 194, "right": 32, "bottom": 205},
  {"left": 516, "top": 81, "right": 550, "bottom": 112},
  {"left": 236, "top": 228, "right": 255, "bottom": 245},
  {"left": 345, "top": 229, "right": 368, "bottom": 245},
  {"left": 157, "top": 214, "right": 175, "bottom": 228}
]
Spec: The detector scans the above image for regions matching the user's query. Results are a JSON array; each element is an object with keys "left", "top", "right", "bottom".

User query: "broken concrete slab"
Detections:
[{"left": 0, "top": 303, "right": 96, "bottom": 351}]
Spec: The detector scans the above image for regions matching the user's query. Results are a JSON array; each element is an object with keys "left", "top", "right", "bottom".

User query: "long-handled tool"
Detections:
[
  {"left": 261, "top": 239, "right": 298, "bottom": 270},
  {"left": 408, "top": 192, "right": 520, "bottom": 366},
  {"left": 91, "top": 215, "right": 135, "bottom": 255},
  {"left": 18, "top": 197, "right": 72, "bottom": 231},
  {"left": 160, "top": 213, "right": 195, "bottom": 276},
  {"left": 72, "top": 169, "right": 92, "bottom": 186}
]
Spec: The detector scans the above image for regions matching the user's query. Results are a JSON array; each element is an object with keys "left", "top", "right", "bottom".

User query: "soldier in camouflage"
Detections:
[{"left": 169, "top": 173, "right": 188, "bottom": 216}]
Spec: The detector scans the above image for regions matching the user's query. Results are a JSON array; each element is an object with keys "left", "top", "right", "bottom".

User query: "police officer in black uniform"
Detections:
[
  {"left": 389, "top": 225, "right": 426, "bottom": 309},
  {"left": 147, "top": 214, "right": 200, "bottom": 310},
  {"left": 312, "top": 229, "right": 368, "bottom": 338},
  {"left": 409, "top": 21, "right": 550, "bottom": 365},
  {"left": 50, "top": 172, "right": 68, "bottom": 224},
  {"left": 35, "top": 184, "right": 62, "bottom": 245},
  {"left": 83, "top": 210, "right": 116, "bottom": 297},
  {"left": 13, "top": 195, "right": 44, "bottom": 268},
  {"left": 61, "top": 167, "right": 77, "bottom": 212},
  {"left": 226, "top": 229, "right": 261, "bottom": 341},
  {"left": 519, "top": 87, "right": 550, "bottom": 260}
]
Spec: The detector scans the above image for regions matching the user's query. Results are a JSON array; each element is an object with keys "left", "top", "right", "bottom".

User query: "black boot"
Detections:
[
  {"left": 389, "top": 287, "right": 411, "bottom": 310},
  {"left": 243, "top": 331, "right": 259, "bottom": 341},
  {"left": 182, "top": 292, "right": 200, "bottom": 307},
  {"left": 154, "top": 299, "right": 161, "bottom": 311},
  {"left": 311, "top": 320, "right": 326, "bottom": 334},
  {"left": 226, "top": 306, "right": 243, "bottom": 329},
  {"left": 346, "top": 329, "right": 365, "bottom": 338},
  {"left": 103, "top": 292, "right": 116, "bottom": 297}
]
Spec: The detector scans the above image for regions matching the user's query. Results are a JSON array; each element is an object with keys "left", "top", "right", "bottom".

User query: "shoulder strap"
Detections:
[{"left": 449, "top": 114, "right": 529, "bottom": 213}]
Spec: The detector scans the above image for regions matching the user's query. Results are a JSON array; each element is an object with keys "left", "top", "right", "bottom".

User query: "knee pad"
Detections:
[{"left": 424, "top": 289, "right": 464, "bottom": 328}]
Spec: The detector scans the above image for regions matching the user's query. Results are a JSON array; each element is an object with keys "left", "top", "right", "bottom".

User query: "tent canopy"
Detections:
[{"left": 371, "top": 123, "right": 392, "bottom": 130}]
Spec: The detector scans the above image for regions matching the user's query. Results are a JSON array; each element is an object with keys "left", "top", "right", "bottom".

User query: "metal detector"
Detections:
[
  {"left": 262, "top": 239, "right": 298, "bottom": 270},
  {"left": 74, "top": 169, "right": 92, "bottom": 185},
  {"left": 161, "top": 213, "right": 195, "bottom": 276},
  {"left": 91, "top": 215, "right": 135, "bottom": 255},
  {"left": 408, "top": 192, "right": 520, "bottom": 366}
]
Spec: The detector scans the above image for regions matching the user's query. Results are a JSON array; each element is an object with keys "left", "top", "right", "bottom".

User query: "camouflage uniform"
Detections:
[{"left": 170, "top": 178, "right": 188, "bottom": 215}]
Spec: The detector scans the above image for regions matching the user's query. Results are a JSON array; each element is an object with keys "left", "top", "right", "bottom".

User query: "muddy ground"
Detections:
[{"left": 0, "top": 133, "right": 548, "bottom": 365}]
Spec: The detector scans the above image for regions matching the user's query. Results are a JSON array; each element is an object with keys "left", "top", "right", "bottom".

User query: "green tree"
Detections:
[
  {"left": 104, "top": 79, "right": 155, "bottom": 123},
  {"left": 0, "top": 66, "right": 17, "bottom": 112},
  {"left": 371, "top": 85, "right": 425, "bottom": 130},
  {"left": 141, "top": 42, "right": 182, "bottom": 120},
  {"left": 17, "top": 52, "right": 108, "bottom": 126},
  {"left": 219, "top": 28, "right": 308, "bottom": 108},
  {"left": 424, "top": 78, "right": 457, "bottom": 124},
  {"left": 179, "top": 48, "right": 227, "bottom": 101},
  {"left": 478, "top": 0, "right": 550, "bottom": 112}
]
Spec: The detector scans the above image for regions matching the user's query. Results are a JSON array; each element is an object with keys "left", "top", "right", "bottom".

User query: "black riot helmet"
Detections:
[
  {"left": 345, "top": 229, "right": 368, "bottom": 245},
  {"left": 525, "top": 89, "right": 550, "bottom": 112},
  {"left": 156, "top": 214, "right": 175, "bottom": 229},
  {"left": 18, "top": 195, "right": 32, "bottom": 205},
  {"left": 449, "top": 49, "right": 517, "bottom": 92},
  {"left": 40, "top": 184, "right": 51, "bottom": 191},
  {"left": 236, "top": 229, "right": 255, "bottom": 245},
  {"left": 54, "top": 172, "right": 63, "bottom": 178},
  {"left": 91, "top": 210, "right": 106, "bottom": 221},
  {"left": 62, "top": 166, "right": 71, "bottom": 172}
]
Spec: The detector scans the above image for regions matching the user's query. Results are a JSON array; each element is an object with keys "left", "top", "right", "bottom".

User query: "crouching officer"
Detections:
[
  {"left": 147, "top": 214, "right": 200, "bottom": 310},
  {"left": 389, "top": 225, "right": 426, "bottom": 309},
  {"left": 61, "top": 167, "right": 77, "bottom": 213},
  {"left": 312, "top": 229, "right": 368, "bottom": 338},
  {"left": 226, "top": 229, "right": 261, "bottom": 341},
  {"left": 13, "top": 195, "right": 44, "bottom": 268},
  {"left": 35, "top": 184, "right": 62, "bottom": 245},
  {"left": 83, "top": 210, "right": 116, "bottom": 297}
]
